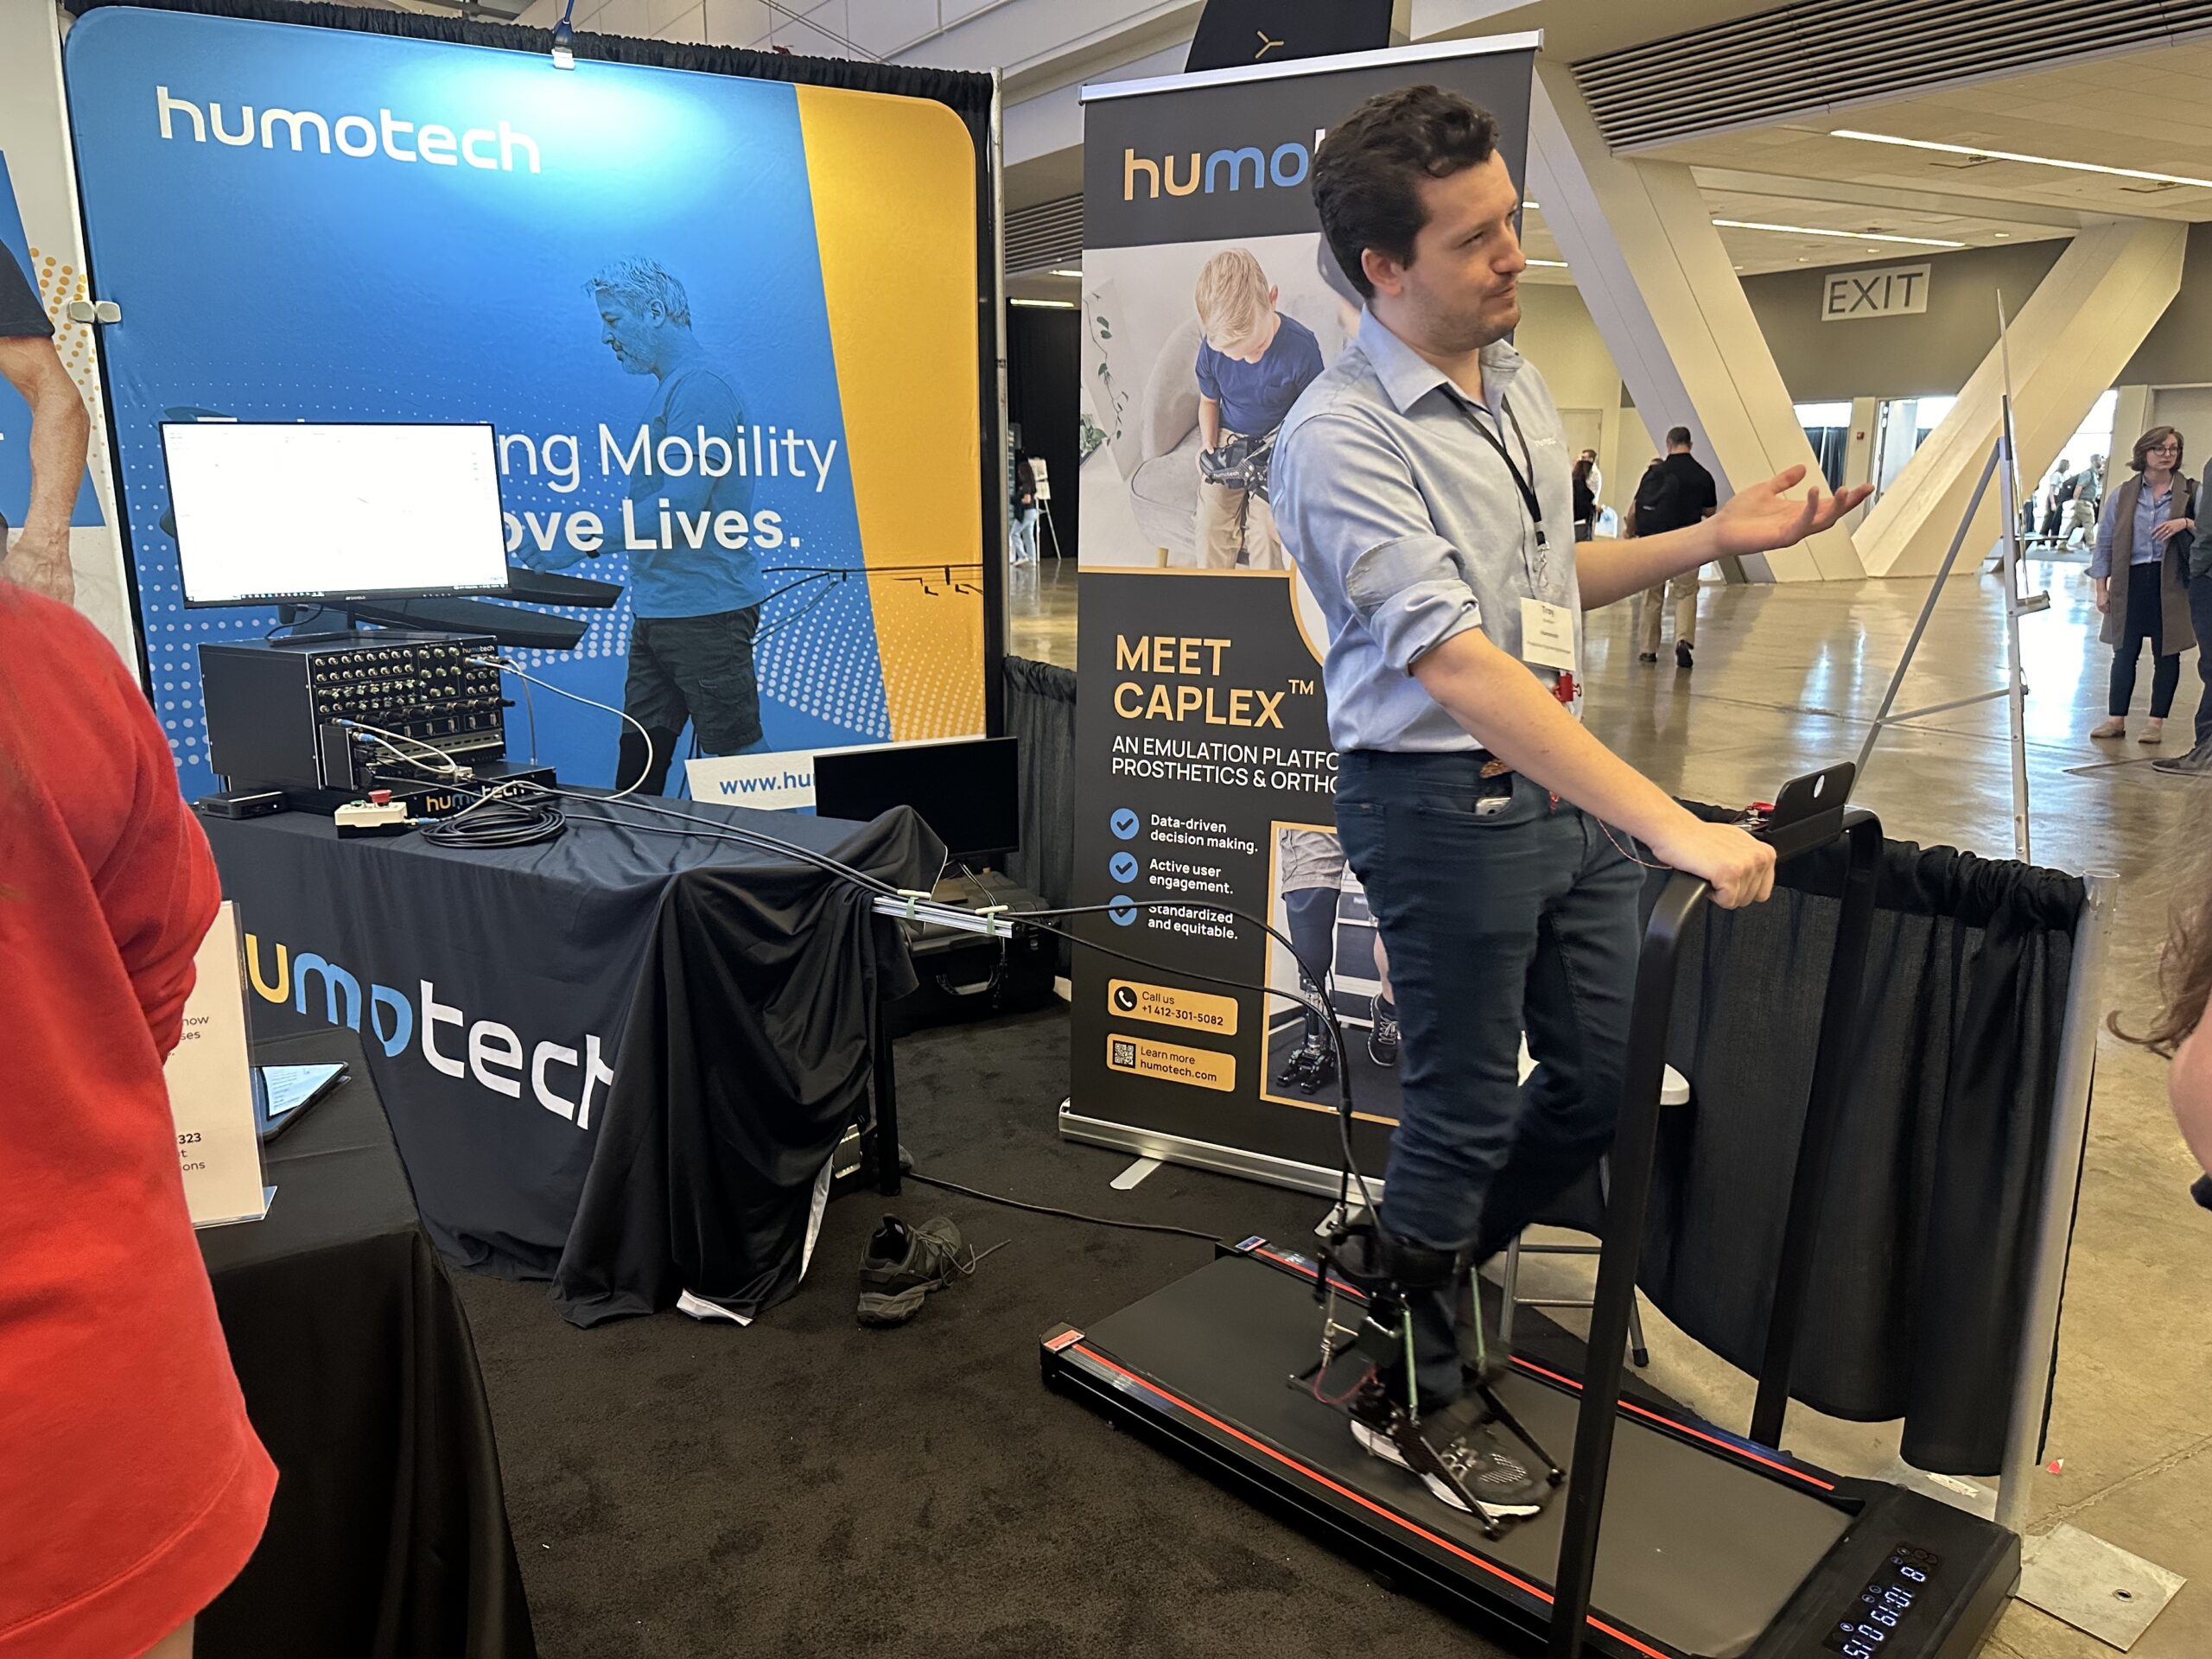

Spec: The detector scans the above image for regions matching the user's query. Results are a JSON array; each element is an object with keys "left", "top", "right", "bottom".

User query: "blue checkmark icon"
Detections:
[
  {"left": 1108, "top": 894, "right": 1138, "bottom": 926},
  {"left": 1109, "top": 851, "right": 1138, "bottom": 884},
  {"left": 1109, "top": 807, "right": 1141, "bottom": 841}
]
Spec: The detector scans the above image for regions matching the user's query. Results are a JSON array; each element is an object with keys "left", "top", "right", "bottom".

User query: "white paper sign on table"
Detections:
[{"left": 163, "top": 900, "right": 270, "bottom": 1228}]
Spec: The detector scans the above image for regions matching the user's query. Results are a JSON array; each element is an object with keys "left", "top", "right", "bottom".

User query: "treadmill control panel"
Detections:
[{"left": 1825, "top": 1545, "right": 1942, "bottom": 1656}]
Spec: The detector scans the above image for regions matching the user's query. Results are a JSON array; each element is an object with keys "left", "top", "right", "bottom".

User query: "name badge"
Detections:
[{"left": 1520, "top": 598, "right": 1577, "bottom": 673}]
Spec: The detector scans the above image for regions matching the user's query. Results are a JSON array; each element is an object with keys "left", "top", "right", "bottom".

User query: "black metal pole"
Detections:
[
  {"left": 872, "top": 997, "right": 902, "bottom": 1197},
  {"left": 1545, "top": 872, "right": 1706, "bottom": 1659},
  {"left": 1748, "top": 811, "right": 1884, "bottom": 1446}
]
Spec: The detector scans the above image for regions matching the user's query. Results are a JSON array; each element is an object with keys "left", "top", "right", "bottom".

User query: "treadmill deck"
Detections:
[{"left": 1064, "top": 1250, "right": 1853, "bottom": 1659}]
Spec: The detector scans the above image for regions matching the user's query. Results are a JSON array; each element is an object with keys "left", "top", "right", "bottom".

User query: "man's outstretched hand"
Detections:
[{"left": 1711, "top": 465, "right": 1873, "bottom": 559}]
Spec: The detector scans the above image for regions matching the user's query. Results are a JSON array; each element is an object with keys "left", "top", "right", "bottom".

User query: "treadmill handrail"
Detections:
[{"left": 1544, "top": 800, "right": 1883, "bottom": 1659}]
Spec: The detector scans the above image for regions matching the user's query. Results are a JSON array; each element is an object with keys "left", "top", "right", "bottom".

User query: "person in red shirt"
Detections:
[{"left": 0, "top": 585, "right": 274, "bottom": 1657}]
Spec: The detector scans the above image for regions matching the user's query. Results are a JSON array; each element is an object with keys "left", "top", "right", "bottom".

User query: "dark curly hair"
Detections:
[{"left": 1312, "top": 85, "right": 1498, "bottom": 301}]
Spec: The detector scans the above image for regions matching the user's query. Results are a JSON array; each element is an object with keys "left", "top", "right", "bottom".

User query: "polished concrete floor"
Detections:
[{"left": 1010, "top": 556, "right": 2212, "bottom": 1658}]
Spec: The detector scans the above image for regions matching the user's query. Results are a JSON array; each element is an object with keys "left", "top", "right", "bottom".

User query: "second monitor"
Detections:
[{"left": 811, "top": 736, "right": 1020, "bottom": 866}]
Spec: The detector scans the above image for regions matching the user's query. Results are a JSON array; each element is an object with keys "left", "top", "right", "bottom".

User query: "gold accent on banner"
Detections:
[
  {"left": 796, "top": 86, "right": 982, "bottom": 741},
  {"left": 1106, "top": 978, "right": 1239, "bottom": 1037},
  {"left": 1105, "top": 1032, "right": 1236, "bottom": 1092}
]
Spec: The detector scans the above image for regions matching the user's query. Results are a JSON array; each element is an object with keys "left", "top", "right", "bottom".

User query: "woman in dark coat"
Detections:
[{"left": 2090, "top": 426, "right": 2196, "bottom": 745}]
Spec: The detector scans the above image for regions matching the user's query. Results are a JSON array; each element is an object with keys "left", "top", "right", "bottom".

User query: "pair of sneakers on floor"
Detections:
[{"left": 855, "top": 1214, "right": 980, "bottom": 1326}]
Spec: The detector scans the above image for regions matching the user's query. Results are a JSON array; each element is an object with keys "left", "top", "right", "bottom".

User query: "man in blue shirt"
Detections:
[
  {"left": 1192, "top": 248, "right": 1325, "bottom": 569},
  {"left": 577, "top": 258, "right": 770, "bottom": 793},
  {"left": 1274, "top": 86, "right": 1867, "bottom": 1518}
]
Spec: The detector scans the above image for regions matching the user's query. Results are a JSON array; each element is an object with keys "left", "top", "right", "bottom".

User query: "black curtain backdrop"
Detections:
[
  {"left": 1007, "top": 302, "right": 1081, "bottom": 563},
  {"left": 1643, "top": 814, "right": 2087, "bottom": 1475},
  {"left": 66, "top": 0, "right": 1008, "bottom": 734},
  {"left": 1003, "top": 654, "right": 1076, "bottom": 969}
]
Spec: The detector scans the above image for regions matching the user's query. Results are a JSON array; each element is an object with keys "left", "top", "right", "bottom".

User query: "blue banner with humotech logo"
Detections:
[{"left": 64, "top": 7, "right": 983, "bottom": 798}]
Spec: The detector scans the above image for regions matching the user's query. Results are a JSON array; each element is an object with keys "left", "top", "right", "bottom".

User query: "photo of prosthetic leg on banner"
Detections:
[{"left": 1262, "top": 823, "right": 1402, "bottom": 1119}]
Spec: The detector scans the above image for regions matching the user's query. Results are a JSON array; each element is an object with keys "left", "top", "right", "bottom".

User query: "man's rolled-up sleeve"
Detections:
[{"left": 1279, "top": 410, "right": 1480, "bottom": 673}]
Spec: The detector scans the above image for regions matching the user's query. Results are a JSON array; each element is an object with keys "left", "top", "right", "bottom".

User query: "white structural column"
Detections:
[
  {"left": 1527, "top": 60, "right": 1860, "bottom": 582},
  {"left": 1853, "top": 219, "right": 2185, "bottom": 577}
]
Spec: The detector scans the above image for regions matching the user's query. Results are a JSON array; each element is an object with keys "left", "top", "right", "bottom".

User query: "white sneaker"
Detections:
[{"left": 1351, "top": 1415, "right": 1544, "bottom": 1520}]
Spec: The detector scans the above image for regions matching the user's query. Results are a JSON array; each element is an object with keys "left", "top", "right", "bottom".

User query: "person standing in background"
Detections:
[
  {"left": 1571, "top": 454, "right": 1596, "bottom": 543},
  {"left": 0, "top": 585, "right": 276, "bottom": 1658},
  {"left": 1011, "top": 452, "right": 1040, "bottom": 565},
  {"left": 1578, "top": 447, "right": 1603, "bottom": 513},
  {"left": 1632, "top": 427, "right": 1717, "bottom": 669},
  {"left": 0, "top": 243, "right": 89, "bottom": 605},
  {"left": 2041, "top": 457, "right": 2073, "bottom": 544},
  {"left": 2090, "top": 427, "right": 2195, "bottom": 747},
  {"left": 2066, "top": 454, "right": 2105, "bottom": 552}
]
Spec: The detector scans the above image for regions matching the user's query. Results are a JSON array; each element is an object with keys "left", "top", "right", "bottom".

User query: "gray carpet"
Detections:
[{"left": 456, "top": 1009, "right": 1534, "bottom": 1659}]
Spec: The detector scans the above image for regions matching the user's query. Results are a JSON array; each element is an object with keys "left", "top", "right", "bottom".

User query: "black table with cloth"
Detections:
[
  {"left": 200, "top": 797, "right": 940, "bottom": 1326},
  {"left": 197, "top": 1027, "right": 534, "bottom": 1659}
]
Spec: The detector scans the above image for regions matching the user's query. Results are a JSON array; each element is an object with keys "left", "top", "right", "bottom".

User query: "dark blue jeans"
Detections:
[
  {"left": 1335, "top": 752, "right": 1643, "bottom": 1408},
  {"left": 2109, "top": 566, "right": 2180, "bottom": 720}
]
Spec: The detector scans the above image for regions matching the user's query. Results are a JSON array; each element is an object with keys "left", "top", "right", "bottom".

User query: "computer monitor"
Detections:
[
  {"left": 811, "top": 736, "right": 1020, "bottom": 863},
  {"left": 162, "top": 421, "right": 512, "bottom": 606}
]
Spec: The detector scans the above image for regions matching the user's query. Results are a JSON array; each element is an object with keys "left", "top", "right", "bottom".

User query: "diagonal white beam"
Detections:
[
  {"left": 1854, "top": 218, "right": 2184, "bottom": 577},
  {"left": 1529, "top": 58, "right": 1859, "bottom": 580}
]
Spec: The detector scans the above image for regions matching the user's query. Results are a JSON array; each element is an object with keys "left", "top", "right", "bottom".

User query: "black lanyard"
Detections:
[{"left": 1444, "top": 388, "right": 1548, "bottom": 574}]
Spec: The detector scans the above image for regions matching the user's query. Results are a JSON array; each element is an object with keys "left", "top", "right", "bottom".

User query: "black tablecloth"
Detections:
[
  {"left": 198, "top": 1029, "right": 535, "bottom": 1659},
  {"left": 201, "top": 797, "right": 939, "bottom": 1323}
]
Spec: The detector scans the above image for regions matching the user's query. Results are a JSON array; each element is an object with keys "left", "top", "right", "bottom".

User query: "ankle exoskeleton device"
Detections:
[{"left": 1293, "top": 1216, "right": 1564, "bottom": 1536}]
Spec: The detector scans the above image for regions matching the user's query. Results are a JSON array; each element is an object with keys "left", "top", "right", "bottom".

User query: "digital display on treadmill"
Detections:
[{"left": 1823, "top": 1546, "right": 1942, "bottom": 1656}]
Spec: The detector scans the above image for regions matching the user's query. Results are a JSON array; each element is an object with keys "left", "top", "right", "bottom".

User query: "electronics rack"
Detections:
[{"left": 200, "top": 631, "right": 504, "bottom": 794}]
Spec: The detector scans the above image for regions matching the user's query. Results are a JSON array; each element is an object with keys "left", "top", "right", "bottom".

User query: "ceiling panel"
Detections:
[{"left": 1636, "top": 39, "right": 2212, "bottom": 222}]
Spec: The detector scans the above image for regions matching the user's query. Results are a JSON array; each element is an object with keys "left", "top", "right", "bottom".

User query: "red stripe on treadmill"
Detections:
[
  {"left": 1070, "top": 1344, "right": 1671, "bottom": 1659},
  {"left": 1506, "top": 1357, "right": 1835, "bottom": 1492}
]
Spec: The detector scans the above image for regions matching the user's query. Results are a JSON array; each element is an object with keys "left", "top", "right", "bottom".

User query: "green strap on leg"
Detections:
[
  {"left": 1466, "top": 1267, "right": 1491, "bottom": 1376},
  {"left": 1402, "top": 1306, "right": 1419, "bottom": 1423}
]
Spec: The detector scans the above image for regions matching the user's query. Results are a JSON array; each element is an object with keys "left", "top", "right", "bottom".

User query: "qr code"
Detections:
[{"left": 1110, "top": 1039, "right": 1137, "bottom": 1069}]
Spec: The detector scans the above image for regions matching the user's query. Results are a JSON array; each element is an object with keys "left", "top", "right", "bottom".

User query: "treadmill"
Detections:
[{"left": 1043, "top": 769, "right": 2020, "bottom": 1659}]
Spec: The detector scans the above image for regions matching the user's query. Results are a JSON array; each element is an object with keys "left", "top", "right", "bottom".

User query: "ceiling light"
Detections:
[
  {"left": 1049, "top": 267, "right": 1082, "bottom": 278},
  {"left": 1713, "top": 217, "right": 1965, "bottom": 249},
  {"left": 1828, "top": 128, "right": 2212, "bottom": 191},
  {"left": 1011, "top": 298, "right": 1077, "bottom": 309},
  {"left": 1523, "top": 200, "right": 1540, "bottom": 211},
  {"left": 1526, "top": 258, "right": 1567, "bottom": 268},
  {"left": 1993, "top": 232, "right": 2010, "bottom": 238}
]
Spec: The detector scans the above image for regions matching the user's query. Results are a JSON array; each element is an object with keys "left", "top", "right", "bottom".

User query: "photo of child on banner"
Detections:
[{"left": 1081, "top": 231, "right": 1355, "bottom": 569}]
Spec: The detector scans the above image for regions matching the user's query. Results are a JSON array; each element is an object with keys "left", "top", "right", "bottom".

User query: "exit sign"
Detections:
[{"left": 1821, "top": 263, "right": 1931, "bottom": 321}]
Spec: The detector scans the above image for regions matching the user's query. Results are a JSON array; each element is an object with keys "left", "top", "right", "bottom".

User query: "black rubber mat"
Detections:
[{"left": 1082, "top": 1254, "right": 1853, "bottom": 1659}]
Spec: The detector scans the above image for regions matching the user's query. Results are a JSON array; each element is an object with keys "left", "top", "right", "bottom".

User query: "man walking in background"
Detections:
[
  {"left": 1633, "top": 426, "right": 1717, "bottom": 669},
  {"left": 0, "top": 241, "right": 89, "bottom": 605},
  {"left": 517, "top": 258, "right": 770, "bottom": 794}
]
